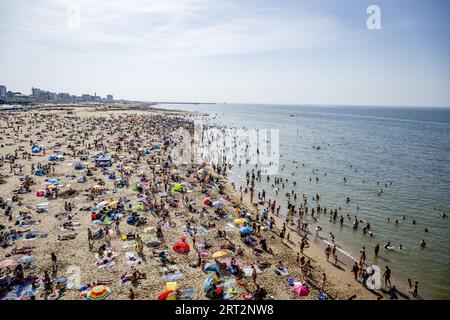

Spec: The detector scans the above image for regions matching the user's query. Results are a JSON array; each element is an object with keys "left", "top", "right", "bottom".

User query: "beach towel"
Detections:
[
  {"left": 275, "top": 267, "right": 289, "bottom": 276},
  {"left": 243, "top": 266, "right": 262, "bottom": 277},
  {"left": 178, "top": 287, "right": 194, "bottom": 300},
  {"left": 165, "top": 272, "right": 184, "bottom": 282},
  {"left": 97, "top": 260, "right": 115, "bottom": 268},
  {"left": 125, "top": 252, "right": 142, "bottom": 265}
]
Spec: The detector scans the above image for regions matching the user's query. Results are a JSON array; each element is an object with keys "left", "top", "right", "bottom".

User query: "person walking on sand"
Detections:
[
  {"left": 321, "top": 273, "right": 327, "bottom": 292},
  {"left": 351, "top": 262, "right": 359, "bottom": 280},
  {"left": 51, "top": 252, "right": 57, "bottom": 274},
  {"left": 325, "top": 245, "right": 331, "bottom": 262},
  {"left": 383, "top": 266, "right": 392, "bottom": 287},
  {"left": 128, "top": 288, "right": 135, "bottom": 300},
  {"left": 252, "top": 265, "right": 257, "bottom": 284}
]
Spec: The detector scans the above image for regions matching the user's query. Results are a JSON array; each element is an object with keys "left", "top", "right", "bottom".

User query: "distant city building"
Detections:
[
  {"left": 0, "top": 85, "right": 6, "bottom": 102},
  {"left": 32, "top": 87, "right": 42, "bottom": 97},
  {"left": 2, "top": 84, "right": 119, "bottom": 105}
]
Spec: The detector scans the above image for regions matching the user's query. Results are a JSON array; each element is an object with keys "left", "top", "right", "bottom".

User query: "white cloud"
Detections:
[{"left": 1, "top": 0, "right": 346, "bottom": 61}]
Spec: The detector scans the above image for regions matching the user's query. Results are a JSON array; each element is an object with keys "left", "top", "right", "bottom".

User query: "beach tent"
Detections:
[
  {"left": 74, "top": 162, "right": 85, "bottom": 170},
  {"left": 17, "top": 256, "right": 36, "bottom": 264},
  {"left": 163, "top": 140, "right": 170, "bottom": 146},
  {"left": 240, "top": 226, "right": 252, "bottom": 236},
  {"left": 31, "top": 146, "right": 41, "bottom": 153},
  {"left": 132, "top": 204, "right": 143, "bottom": 211},
  {"left": 95, "top": 156, "right": 112, "bottom": 167},
  {"left": 48, "top": 155, "right": 58, "bottom": 161},
  {"left": 173, "top": 242, "right": 190, "bottom": 254},
  {"left": 172, "top": 183, "right": 182, "bottom": 192},
  {"left": 77, "top": 176, "right": 87, "bottom": 183},
  {"left": 107, "top": 172, "right": 116, "bottom": 180},
  {"left": 34, "top": 169, "right": 44, "bottom": 176},
  {"left": 292, "top": 285, "right": 309, "bottom": 297}
]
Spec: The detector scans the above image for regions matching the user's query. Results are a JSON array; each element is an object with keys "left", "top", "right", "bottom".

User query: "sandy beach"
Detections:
[{"left": 0, "top": 104, "right": 394, "bottom": 300}]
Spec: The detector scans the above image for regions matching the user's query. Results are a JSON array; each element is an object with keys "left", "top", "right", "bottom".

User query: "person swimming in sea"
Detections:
[{"left": 419, "top": 239, "right": 426, "bottom": 248}]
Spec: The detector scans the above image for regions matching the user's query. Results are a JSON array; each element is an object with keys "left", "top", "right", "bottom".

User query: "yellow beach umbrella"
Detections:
[
  {"left": 212, "top": 251, "right": 228, "bottom": 258},
  {"left": 234, "top": 218, "right": 245, "bottom": 225}
]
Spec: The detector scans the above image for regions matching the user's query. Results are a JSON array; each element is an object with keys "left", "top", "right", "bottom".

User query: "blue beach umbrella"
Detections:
[
  {"left": 204, "top": 263, "right": 220, "bottom": 273},
  {"left": 17, "top": 256, "right": 37, "bottom": 264},
  {"left": 240, "top": 226, "right": 252, "bottom": 235}
]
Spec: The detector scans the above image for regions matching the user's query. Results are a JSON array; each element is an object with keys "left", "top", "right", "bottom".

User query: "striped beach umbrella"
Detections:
[{"left": 86, "top": 285, "right": 111, "bottom": 300}]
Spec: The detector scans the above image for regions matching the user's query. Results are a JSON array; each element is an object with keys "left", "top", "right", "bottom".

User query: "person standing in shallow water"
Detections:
[
  {"left": 374, "top": 243, "right": 380, "bottom": 257},
  {"left": 383, "top": 266, "right": 392, "bottom": 287}
]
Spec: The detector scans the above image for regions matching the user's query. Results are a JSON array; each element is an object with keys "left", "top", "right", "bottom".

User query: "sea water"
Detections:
[{"left": 160, "top": 103, "right": 450, "bottom": 299}]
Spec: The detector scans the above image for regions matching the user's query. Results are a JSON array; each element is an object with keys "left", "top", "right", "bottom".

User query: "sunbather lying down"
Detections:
[
  {"left": 7, "top": 246, "right": 35, "bottom": 256},
  {"left": 121, "top": 270, "right": 146, "bottom": 282},
  {"left": 58, "top": 234, "right": 77, "bottom": 241}
]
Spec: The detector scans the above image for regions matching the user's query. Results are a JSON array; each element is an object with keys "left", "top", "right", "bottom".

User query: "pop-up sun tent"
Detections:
[
  {"left": 34, "top": 169, "right": 44, "bottom": 176},
  {"left": 31, "top": 146, "right": 41, "bottom": 153},
  {"left": 173, "top": 242, "right": 190, "bottom": 254},
  {"left": 74, "top": 162, "right": 85, "bottom": 170},
  {"left": 172, "top": 183, "right": 182, "bottom": 192},
  {"left": 240, "top": 226, "right": 252, "bottom": 236},
  {"left": 95, "top": 156, "right": 112, "bottom": 167}
]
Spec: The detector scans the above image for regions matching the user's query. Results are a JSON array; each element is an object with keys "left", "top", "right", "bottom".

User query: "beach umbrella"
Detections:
[
  {"left": 204, "top": 263, "right": 220, "bottom": 273},
  {"left": 292, "top": 285, "right": 310, "bottom": 297},
  {"left": 0, "top": 259, "right": 17, "bottom": 267},
  {"left": 172, "top": 183, "right": 182, "bottom": 192},
  {"left": 203, "top": 197, "right": 211, "bottom": 205},
  {"left": 212, "top": 251, "right": 228, "bottom": 258},
  {"left": 234, "top": 218, "right": 245, "bottom": 225},
  {"left": 86, "top": 285, "right": 111, "bottom": 300},
  {"left": 92, "top": 185, "right": 103, "bottom": 189},
  {"left": 157, "top": 290, "right": 176, "bottom": 300},
  {"left": 107, "top": 200, "right": 119, "bottom": 208},
  {"left": 47, "top": 184, "right": 56, "bottom": 190},
  {"left": 203, "top": 276, "right": 215, "bottom": 292},
  {"left": 132, "top": 204, "right": 143, "bottom": 211},
  {"left": 17, "top": 256, "right": 36, "bottom": 264},
  {"left": 240, "top": 226, "right": 252, "bottom": 235},
  {"left": 173, "top": 242, "right": 190, "bottom": 254}
]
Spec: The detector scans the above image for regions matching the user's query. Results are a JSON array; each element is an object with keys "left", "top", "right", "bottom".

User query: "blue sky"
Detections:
[{"left": 0, "top": 0, "right": 449, "bottom": 106}]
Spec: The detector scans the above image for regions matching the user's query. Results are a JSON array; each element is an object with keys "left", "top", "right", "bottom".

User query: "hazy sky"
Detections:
[{"left": 1, "top": 0, "right": 449, "bottom": 106}]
